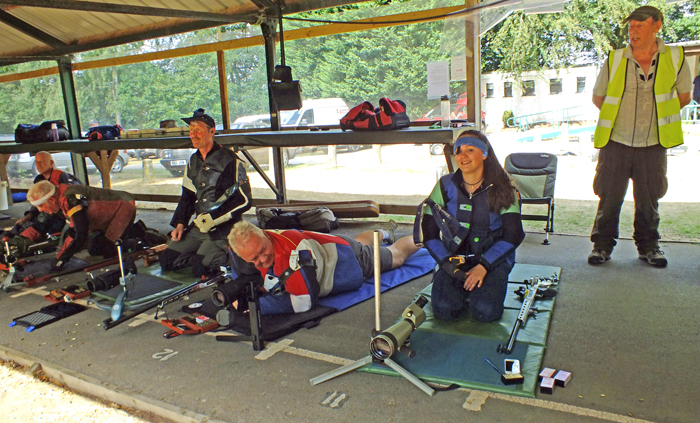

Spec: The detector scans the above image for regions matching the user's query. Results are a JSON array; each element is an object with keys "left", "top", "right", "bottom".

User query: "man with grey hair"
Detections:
[
  {"left": 227, "top": 220, "right": 420, "bottom": 315},
  {"left": 160, "top": 108, "right": 252, "bottom": 278},
  {"left": 2, "top": 151, "right": 80, "bottom": 254},
  {"left": 27, "top": 181, "right": 136, "bottom": 271},
  {"left": 589, "top": 5, "right": 692, "bottom": 268}
]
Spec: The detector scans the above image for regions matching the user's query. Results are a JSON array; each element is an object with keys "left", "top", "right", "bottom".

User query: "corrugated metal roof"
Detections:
[{"left": 0, "top": 0, "right": 360, "bottom": 65}]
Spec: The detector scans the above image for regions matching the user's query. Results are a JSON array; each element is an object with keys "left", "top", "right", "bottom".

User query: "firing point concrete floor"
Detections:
[{"left": 0, "top": 202, "right": 698, "bottom": 423}]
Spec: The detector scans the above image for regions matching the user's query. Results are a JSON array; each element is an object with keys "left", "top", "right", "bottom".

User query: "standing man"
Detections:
[
  {"left": 589, "top": 6, "right": 692, "bottom": 268},
  {"left": 2, "top": 151, "right": 80, "bottom": 254},
  {"left": 160, "top": 109, "right": 252, "bottom": 277}
]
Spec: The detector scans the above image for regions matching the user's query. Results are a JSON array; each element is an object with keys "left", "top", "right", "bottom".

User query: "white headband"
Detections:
[{"left": 29, "top": 184, "right": 56, "bottom": 206}]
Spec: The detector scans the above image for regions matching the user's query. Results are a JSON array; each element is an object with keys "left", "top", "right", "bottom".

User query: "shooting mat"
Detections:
[
  {"left": 360, "top": 263, "right": 561, "bottom": 398},
  {"left": 90, "top": 273, "right": 191, "bottom": 307},
  {"left": 13, "top": 257, "right": 89, "bottom": 282},
  {"left": 174, "top": 248, "right": 436, "bottom": 341}
]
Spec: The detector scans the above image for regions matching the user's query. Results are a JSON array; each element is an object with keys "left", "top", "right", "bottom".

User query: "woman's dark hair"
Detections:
[{"left": 456, "top": 129, "right": 516, "bottom": 212}]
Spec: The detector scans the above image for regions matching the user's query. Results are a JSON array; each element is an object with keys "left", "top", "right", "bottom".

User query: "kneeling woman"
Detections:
[{"left": 418, "top": 130, "right": 524, "bottom": 322}]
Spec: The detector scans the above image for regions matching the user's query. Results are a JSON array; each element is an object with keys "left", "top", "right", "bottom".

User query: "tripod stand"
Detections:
[{"left": 309, "top": 232, "right": 435, "bottom": 396}]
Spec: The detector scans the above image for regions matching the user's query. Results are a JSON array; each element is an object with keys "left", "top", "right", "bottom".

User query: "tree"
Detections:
[{"left": 481, "top": 0, "right": 700, "bottom": 80}]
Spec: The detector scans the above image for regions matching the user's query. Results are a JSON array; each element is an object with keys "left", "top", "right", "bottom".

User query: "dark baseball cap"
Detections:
[
  {"left": 623, "top": 6, "right": 663, "bottom": 24},
  {"left": 182, "top": 108, "right": 215, "bottom": 128}
]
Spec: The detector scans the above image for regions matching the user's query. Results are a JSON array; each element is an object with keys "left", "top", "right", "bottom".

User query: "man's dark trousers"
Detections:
[{"left": 591, "top": 140, "right": 668, "bottom": 254}]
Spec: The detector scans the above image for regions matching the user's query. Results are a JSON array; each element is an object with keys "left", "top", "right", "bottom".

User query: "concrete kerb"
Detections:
[{"left": 0, "top": 345, "right": 226, "bottom": 423}]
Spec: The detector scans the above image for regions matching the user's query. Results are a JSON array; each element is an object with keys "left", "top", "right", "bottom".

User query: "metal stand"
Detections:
[
  {"left": 215, "top": 275, "right": 264, "bottom": 351},
  {"left": 309, "top": 231, "right": 435, "bottom": 396},
  {"left": 88, "top": 240, "right": 136, "bottom": 320}
]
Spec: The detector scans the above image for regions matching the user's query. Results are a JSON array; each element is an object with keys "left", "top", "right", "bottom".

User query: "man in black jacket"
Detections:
[{"left": 160, "top": 109, "right": 252, "bottom": 277}]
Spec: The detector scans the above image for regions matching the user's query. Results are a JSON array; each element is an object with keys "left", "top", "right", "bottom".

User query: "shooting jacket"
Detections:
[
  {"left": 236, "top": 230, "right": 366, "bottom": 314},
  {"left": 594, "top": 45, "right": 685, "bottom": 149},
  {"left": 55, "top": 184, "right": 135, "bottom": 261},
  {"left": 421, "top": 172, "right": 524, "bottom": 272},
  {"left": 20, "top": 169, "right": 81, "bottom": 241},
  {"left": 171, "top": 143, "right": 251, "bottom": 240}
]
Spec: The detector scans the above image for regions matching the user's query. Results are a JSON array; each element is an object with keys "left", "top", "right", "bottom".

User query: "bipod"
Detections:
[
  {"left": 215, "top": 274, "right": 264, "bottom": 351},
  {"left": 87, "top": 240, "right": 136, "bottom": 321},
  {"left": 310, "top": 232, "right": 435, "bottom": 396}
]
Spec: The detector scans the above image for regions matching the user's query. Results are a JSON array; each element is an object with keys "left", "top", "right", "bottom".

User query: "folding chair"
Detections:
[{"left": 504, "top": 152, "right": 557, "bottom": 245}]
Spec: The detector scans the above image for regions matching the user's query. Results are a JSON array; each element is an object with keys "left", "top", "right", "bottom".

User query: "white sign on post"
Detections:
[
  {"left": 426, "top": 61, "right": 450, "bottom": 99},
  {"left": 451, "top": 55, "right": 467, "bottom": 81}
]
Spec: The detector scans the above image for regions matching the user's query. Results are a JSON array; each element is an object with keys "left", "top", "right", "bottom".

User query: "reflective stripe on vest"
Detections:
[{"left": 594, "top": 46, "right": 684, "bottom": 148}]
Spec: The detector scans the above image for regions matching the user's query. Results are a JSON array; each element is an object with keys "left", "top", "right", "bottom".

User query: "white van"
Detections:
[
  {"left": 231, "top": 114, "right": 271, "bottom": 129},
  {"left": 280, "top": 98, "right": 349, "bottom": 128}
]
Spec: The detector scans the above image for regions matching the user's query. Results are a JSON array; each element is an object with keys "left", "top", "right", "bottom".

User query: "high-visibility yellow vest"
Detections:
[{"left": 594, "top": 45, "right": 685, "bottom": 148}]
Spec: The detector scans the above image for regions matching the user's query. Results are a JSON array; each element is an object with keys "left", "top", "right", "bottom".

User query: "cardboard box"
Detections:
[
  {"left": 540, "top": 377, "right": 555, "bottom": 395},
  {"left": 554, "top": 370, "right": 572, "bottom": 387}
]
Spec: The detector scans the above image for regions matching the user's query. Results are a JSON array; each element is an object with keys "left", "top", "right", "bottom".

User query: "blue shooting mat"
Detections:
[
  {"left": 317, "top": 248, "right": 436, "bottom": 310},
  {"left": 360, "top": 263, "right": 561, "bottom": 398}
]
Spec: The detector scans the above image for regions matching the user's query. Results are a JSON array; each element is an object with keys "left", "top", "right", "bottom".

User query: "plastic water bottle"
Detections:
[
  {"left": 440, "top": 95, "right": 450, "bottom": 128},
  {"left": 50, "top": 123, "right": 59, "bottom": 141}
]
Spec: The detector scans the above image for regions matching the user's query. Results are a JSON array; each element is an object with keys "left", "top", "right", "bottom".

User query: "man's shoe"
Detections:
[
  {"left": 587, "top": 249, "right": 611, "bottom": 265},
  {"left": 639, "top": 249, "right": 667, "bottom": 268},
  {"left": 382, "top": 220, "right": 398, "bottom": 244}
]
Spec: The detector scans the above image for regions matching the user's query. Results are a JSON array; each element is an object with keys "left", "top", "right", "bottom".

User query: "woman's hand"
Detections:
[{"left": 463, "top": 264, "right": 487, "bottom": 291}]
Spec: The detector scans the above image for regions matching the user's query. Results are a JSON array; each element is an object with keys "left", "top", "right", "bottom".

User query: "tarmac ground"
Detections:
[{"left": 0, "top": 202, "right": 698, "bottom": 423}]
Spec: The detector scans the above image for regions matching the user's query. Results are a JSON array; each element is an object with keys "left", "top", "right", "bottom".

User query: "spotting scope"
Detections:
[{"left": 370, "top": 295, "right": 428, "bottom": 360}]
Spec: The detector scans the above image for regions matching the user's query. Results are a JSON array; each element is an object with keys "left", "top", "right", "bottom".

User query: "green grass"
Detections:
[{"left": 383, "top": 199, "right": 700, "bottom": 243}]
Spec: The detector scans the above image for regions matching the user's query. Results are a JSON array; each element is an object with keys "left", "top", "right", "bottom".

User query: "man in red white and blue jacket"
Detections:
[{"left": 227, "top": 220, "right": 419, "bottom": 315}]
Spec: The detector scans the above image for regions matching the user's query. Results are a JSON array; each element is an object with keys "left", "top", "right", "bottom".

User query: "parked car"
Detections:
[
  {"left": 159, "top": 146, "right": 297, "bottom": 177},
  {"left": 7, "top": 151, "right": 130, "bottom": 177}
]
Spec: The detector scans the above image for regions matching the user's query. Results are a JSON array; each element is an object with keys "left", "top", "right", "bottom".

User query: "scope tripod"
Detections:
[{"left": 309, "top": 232, "right": 435, "bottom": 396}]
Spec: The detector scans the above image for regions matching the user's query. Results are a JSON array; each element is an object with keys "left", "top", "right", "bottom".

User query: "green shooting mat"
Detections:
[{"left": 360, "top": 263, "right": 561, "bottom": 398}]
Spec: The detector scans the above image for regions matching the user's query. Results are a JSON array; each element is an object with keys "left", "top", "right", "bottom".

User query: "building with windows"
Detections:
[{"left": 481, "top": 65, "right": 600, "bottom": 129}]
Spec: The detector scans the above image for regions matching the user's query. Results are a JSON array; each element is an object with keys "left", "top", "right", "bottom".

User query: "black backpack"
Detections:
[
  {"left": 15, "top": 120, "right": 70, "bottom": 144},
  {"left": 85, "top": 125, "right": 123, "bottom": 141},
  {"left": 257, "top": 207, "right": 340, "bottom": 233}
]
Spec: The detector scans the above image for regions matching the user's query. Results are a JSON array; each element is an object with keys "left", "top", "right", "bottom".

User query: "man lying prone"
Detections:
[{"left": 226, "top": 220, "right": 420, "bottom": 315}]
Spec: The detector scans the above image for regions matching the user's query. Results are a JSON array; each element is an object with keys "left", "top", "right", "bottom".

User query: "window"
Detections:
[
  {"left": 522, "top": 80, "right": 535, "bottom": 96},
  {"left": 504, "top": 82, "right": 513, "bottom": 97},
  {"left": 577, "top": 77, "right": 586, "bottom": 93},
  {"left": 486, "top": 83, "right": 494, "bottom": 98},
  {"left": 549, "top": 78, "right": 562, "bottom": 95}
]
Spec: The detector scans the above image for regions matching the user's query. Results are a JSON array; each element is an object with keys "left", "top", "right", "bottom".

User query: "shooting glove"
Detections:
[
  {"left": 49, "top": 258, "right": 66, "bottom": 273},
  {"left": 441, "top": 256, "right": 468, "bottom": 282},
  {"left": 194, "top": 212, "right": 232, "bottom": 233}
]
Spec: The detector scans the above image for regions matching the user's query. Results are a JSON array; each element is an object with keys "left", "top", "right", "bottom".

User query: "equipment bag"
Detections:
[
  {"left": 340, "top": 98, "right": 410, "bottom": 131},
  {"left": 257, "top": 207, "right": 339, "bottom": 233},
  {"left": 15, "top": 120, "right": 70, "bottom": 144},
  {"left": 85, "top": 124, "right": 123, "bottom": 141}
]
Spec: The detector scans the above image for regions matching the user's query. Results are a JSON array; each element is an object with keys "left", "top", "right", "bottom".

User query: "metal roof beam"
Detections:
[
  {"left": 0, "top": 0, "right": 256, "bottom": 23},
  {"left": 0, "top": 19, "right": 247, "bottom": 66},
  {"left": 0, "top": 9, "right": 68, "bottom": 48}
]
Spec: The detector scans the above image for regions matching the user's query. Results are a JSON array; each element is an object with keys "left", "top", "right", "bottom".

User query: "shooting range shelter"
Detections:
[{"left": 0, "top": 0, "right": 492, "bottom": 212}]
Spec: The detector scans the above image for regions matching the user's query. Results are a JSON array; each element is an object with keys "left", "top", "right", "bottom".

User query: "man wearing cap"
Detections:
[
  {"left": 26, "top": 181, "right": 136, "bottom": 271},
  {"left": 590, "top": 6, "right": 692, "bottom": 268},
  {"left": 2, "top": 151, "right": 81, "bottom": 255},
  {"left": 160, "top": 108, "right": 252, "bottom": 277}
]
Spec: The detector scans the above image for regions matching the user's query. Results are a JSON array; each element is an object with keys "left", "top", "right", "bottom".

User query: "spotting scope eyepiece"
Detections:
[{"left": 370, "top": 295, "right": 428, "bottom": 361}]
